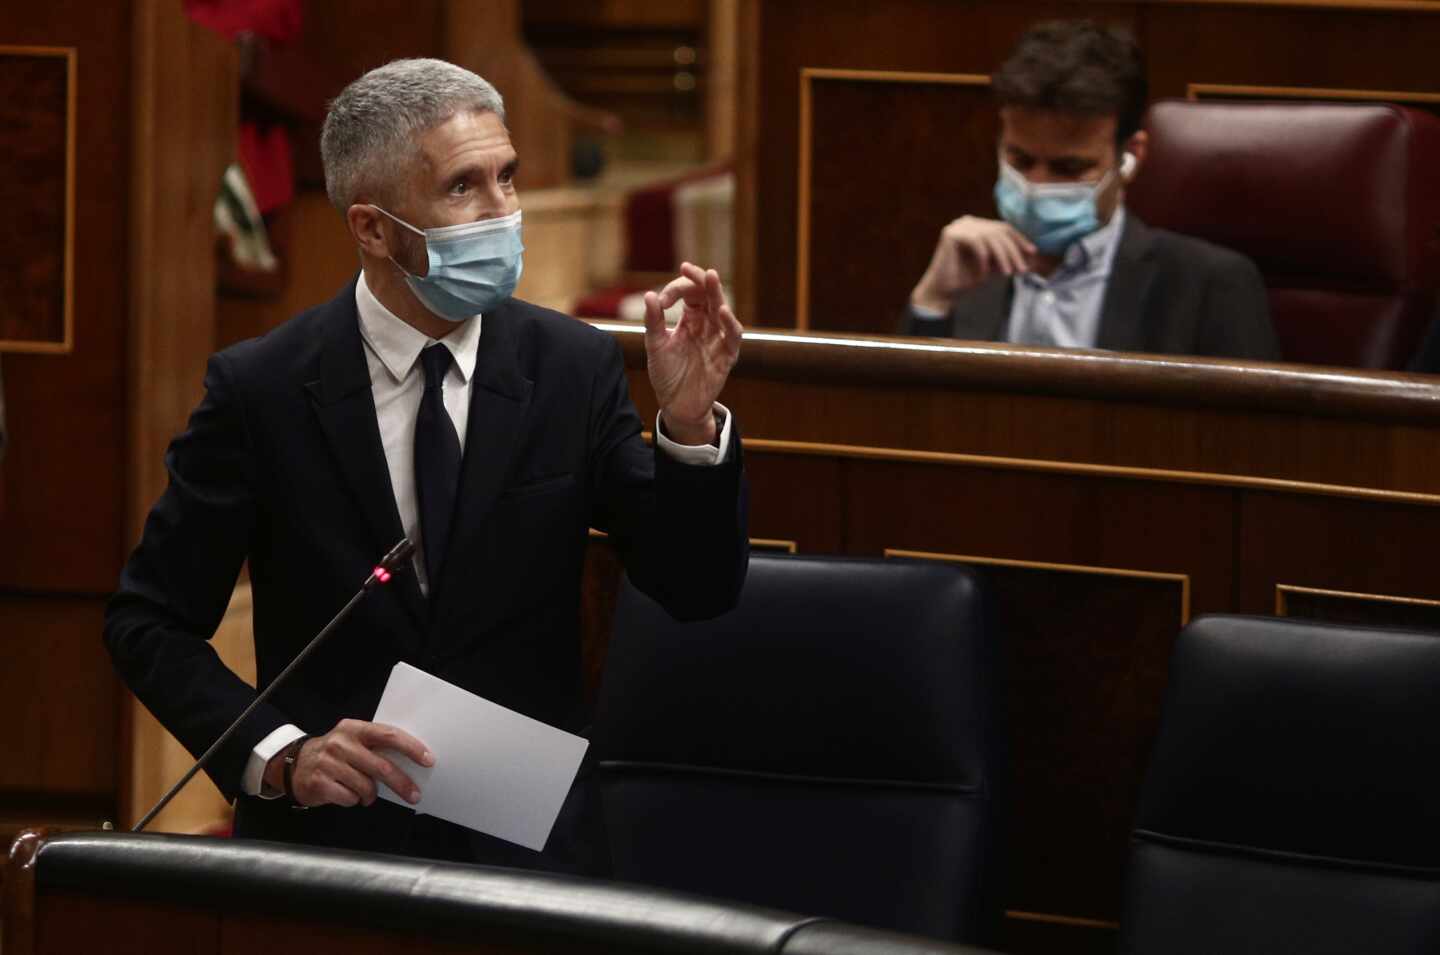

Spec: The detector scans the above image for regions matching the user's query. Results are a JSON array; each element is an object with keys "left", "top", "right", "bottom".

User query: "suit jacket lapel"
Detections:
[
  {"left": 304, "top": 280, "right": 427, "bottom": 634},
  {"left": 431, "top": 301, "right": 534, "bottom": 636},
  {"left": 948, "top": 277, "right": 1013, "bottom": 342},
  {"left": 1096, "top": 215, "right": 1158, "bottom": 353}
]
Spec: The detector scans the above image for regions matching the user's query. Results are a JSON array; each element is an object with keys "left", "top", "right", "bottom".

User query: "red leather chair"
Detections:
[{"left": 1127, "top": 100, "right": 1440, "bottom": 369}]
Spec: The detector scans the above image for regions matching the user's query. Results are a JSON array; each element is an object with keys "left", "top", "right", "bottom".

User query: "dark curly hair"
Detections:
[{"left": 991, "top": 20, "right": 1148, "bottom": 144}]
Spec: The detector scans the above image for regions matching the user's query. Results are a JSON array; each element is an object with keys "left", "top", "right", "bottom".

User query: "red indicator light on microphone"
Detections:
[{"left": 374, "top": 567, "right": 392, "bottom": 583}]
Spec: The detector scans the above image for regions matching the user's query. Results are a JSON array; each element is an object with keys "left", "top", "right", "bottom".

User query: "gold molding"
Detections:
[
  {"left": 0, "top": 45, "right": 76, "bottom": 355},
  {"left": 887, "top": 548, "right": 1191, "bottom": 625},
  {"left": 1275, "top": 584, "right": 1440, "bottom": 616},
  {"left": 1005, "top": 909, "right": 1121, "bottom": 931},
  {"left": 1153, "top": 0, "right": 1440, "bottom": 10},
  {"left": 745, "top": 437, "right": 1440, "bottom": 506},
  {"left": 1189, "top": 82, "right": 1440, "bottom": 106},
  {"left": 797, "top": 68, "right": 990, "bottom": 331},
  {"left": 591, "top": 528, "right": 797, "bottom": 554},
  {"left": 801, "top": 68, "right": 993, "bottom": 86}
]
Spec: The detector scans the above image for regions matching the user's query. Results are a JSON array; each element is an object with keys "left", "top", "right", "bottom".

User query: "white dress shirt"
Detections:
[
  {"left": 242, "top": 274, "right": 733, "bottom": 797},
  {"left": 1005, "top": 207, "right": 1126, "bottom": 349}
]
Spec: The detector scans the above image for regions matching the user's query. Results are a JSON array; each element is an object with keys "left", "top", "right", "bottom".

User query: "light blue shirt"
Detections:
[{"left": 1005, "top": 207, "right": 1126, "bottom": 349}]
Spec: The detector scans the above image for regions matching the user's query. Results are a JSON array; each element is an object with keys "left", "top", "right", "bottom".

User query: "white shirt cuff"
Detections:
[
  {"left": 242, "top": 723, "right": 307, "bottom": 798},
  {"left": 655, "top": 402, "right": 732, "bottom": 466},
  {"left": 909, "top": 302, "right": 948, "bottom": 320}
]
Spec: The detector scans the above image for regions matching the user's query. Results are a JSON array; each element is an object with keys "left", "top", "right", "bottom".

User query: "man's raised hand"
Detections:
[
  {"left": 910, "top": 216, "right": 1038, "bottom": 315},
  {"left": 642, "top": 262, "right": 743, "bottom": 447}
]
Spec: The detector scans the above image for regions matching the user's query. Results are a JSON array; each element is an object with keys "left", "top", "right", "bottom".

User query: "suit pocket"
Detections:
[
  {"left": 483, "top": 473, "right": 585, "bottom": 624},
  {"left": 501, "top": 473, "right": 576, "bottom": 501}
]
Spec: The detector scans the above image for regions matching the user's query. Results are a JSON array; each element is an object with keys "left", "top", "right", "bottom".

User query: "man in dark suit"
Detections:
[
  {"left": 104, "top": 58, "right": 748, "bottom": 871},
  {"left": 903, "top": 21, "right": 1279, "bottom": 361}
]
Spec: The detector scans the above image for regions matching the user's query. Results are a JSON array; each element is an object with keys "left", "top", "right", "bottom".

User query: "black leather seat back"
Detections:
[
  {"left": 18, "top": 831, "right": 1005, "bottom": 955},
  {"left": 593, "top": 554, "right": 999, "bottom": 942},
  {"left": 1120, "top": 615, "right": 1440, "bottom": 954}
]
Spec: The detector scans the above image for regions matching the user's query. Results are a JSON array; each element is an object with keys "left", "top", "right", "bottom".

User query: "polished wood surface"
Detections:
[
  {"left": 734, "top": 0, "right": 1440, "bottom": 335},
  {"left": 598, "top": 319, "right": 1440, "bottom": 949},
  {"left": 121, "top": 2, "right": 241, "bottom": 829}
]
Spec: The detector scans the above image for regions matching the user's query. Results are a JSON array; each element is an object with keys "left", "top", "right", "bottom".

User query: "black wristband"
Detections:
[{"left": 281, "top": 734, "right": 312, "bottom": 808}]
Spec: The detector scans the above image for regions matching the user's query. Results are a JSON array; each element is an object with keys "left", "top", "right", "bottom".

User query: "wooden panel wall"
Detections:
[
  {"left": 602, "top": 321, "right": 1440, "bottom": 952},
  {"left": 0, "top": 1, "right": 236, "bottom": 853},
  {"left": 734, "top": 0, "right": 1440, "bottom": 334},
  {"left": 0, "top": 0, "right": 136, "bottom": 846},
  {"left": 800, "top": 72, "right": 995, "bottom": 334},
  {"left": 0, "top": 47, "right": 73, "bottom": 351}
]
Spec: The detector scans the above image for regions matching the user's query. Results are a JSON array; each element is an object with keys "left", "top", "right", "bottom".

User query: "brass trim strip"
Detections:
[
  {"left": 796, "top": 68, "right": 991, "bottom": 330},
  {"left": 591, "top": 527, "right": 797, "bottom": 554},
  {"left": 801, "top": 68, "right": 992, "bottom": 86},
  {"left": 887, "top": 548, "right": 1191, "bottom": 625},
  {"left": 744, "top": 437, "right": 1440, "bottom": 506},
  {"left": 1189, "top": 82, "right": 1440, "bottom": 105},
  {"left": 1155, "top": 0, "right": 1440, "bottom": 11},
  {"left": 1005, "top": 909, "right": 1121, "bottom": 930},
  {"left": 0, "top": 45, "right": 77, "bottom": 354},
  {"left": 1275, "top": 584, "right": 1440, "bottom": 616}
]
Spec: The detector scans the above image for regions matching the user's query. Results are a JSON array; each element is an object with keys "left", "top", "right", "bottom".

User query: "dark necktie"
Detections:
[{"left": 415, "top": 344, "right": 462, "bottom": 592}]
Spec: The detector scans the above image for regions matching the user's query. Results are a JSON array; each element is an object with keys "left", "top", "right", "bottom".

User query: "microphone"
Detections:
[{"left": 131, "top": 539, "right": 417, "bottom": 833}]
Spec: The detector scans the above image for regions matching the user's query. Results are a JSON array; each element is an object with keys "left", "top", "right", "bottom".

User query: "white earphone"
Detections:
[{"left": 1120, "top": 151, "right": 1138, "bottom": 180}]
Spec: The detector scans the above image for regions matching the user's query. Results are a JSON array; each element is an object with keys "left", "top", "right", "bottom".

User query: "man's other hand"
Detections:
[
  {"left": 909, "top": 216, "right": 1037, "bottom": 314},
  {"left": 643, "top": 261, "right": 743, "bottom": 447},
  {"left": 265, "top": 719, "right": 434, "bottom": 808}
]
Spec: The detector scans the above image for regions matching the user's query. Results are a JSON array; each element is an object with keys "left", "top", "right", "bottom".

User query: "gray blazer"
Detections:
[{"left": 904, "top": 216, "right": 1281, "bottom": 361}]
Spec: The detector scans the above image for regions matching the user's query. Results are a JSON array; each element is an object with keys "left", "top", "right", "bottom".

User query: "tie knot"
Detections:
[{"left": 420, "top": 344, "right": 452, "bottom": 391}]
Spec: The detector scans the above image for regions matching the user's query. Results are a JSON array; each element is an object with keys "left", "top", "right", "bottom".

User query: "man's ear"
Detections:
[
  {"left": 1122, "top": 130, "right": 1150, "bottom": 182},
  {"left": 347, "top": 203, "right": 390, "bottom": 259}
]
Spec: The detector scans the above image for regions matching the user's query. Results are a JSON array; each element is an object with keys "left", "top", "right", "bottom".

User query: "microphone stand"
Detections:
[{"left": 131, "top": 539, "right": 416, "bottom": 833}]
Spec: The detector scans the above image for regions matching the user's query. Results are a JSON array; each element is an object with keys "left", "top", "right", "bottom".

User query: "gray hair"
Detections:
[{"left": 320, "top": 58, "right": 506, "bottom": 212}]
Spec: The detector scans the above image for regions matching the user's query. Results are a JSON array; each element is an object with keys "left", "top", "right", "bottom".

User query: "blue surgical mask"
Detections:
[
  {"left": 994, "top": 157, "right": 1126, "bottom": 256},
  {"left": 372, "top": 206, "right": 524, "bottom": 322}
]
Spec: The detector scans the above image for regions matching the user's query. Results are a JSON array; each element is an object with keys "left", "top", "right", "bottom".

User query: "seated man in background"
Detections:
[{"left": 904, "top": 20, "right": 1280, "bottom": 360}]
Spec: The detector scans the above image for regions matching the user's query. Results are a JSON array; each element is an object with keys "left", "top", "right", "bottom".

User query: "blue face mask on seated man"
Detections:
[
  {"left": 993, "top": 154, "right": 1133, "bottom": 256},
  {"left": 372, "top": 206, "right": 525, "bottom": 321}
]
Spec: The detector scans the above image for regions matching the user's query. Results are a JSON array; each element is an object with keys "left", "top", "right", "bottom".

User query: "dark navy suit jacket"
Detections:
[{"left": 105, "top": 281, "right": 748, "bottom": 863}]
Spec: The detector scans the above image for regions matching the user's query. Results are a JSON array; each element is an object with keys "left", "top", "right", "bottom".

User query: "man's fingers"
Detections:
[
  {"left": 331, "top": 760, "right": 379, "bottom": 807},
  {"left": 359, "top": 722, "right": 434, "bottom": 767},
  {"left": 704, "top": 269, "right": 725, "bottom": 318},
  {"left": 354, "top": 749, "right": 421, "bottom": 805},
  {"left": 679, "top": 261, "right": 707, "bottom": 286},
  {"left": 1001, "top": 230, "right": 1032, "bottom": 273},
  {"left": 996, "top": 236, "right": 1023, "bottom": 275},
  {"left": 655, "top": 277, "right": 690, "bottom": 310},
  {"left": 658, "top": 268, "right": 708, "bottom": 310},
  {"left": 967, "top": 238, "right": 994, "bottom": 277},
  {"left": 720, "top": 305, "right": 742, "bottom": 349},
  {"left": 321, "top": 777, "right": 361, "bottom": 808},
  {"left": 642, "top": 290, "right": 666, "bottom": 338},
  {"left": 1005, "top": 225, "right": 1038, "bottom": 258}
]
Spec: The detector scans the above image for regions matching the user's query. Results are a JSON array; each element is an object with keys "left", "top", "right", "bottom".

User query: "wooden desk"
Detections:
[{"left": 596, "top": 321, "right": 1440, "bottom": 952}]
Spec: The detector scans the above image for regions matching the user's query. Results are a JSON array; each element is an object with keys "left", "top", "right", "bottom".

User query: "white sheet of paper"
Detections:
[{"left": 371, "top": 662, "right": 589, "bottom": 852}]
